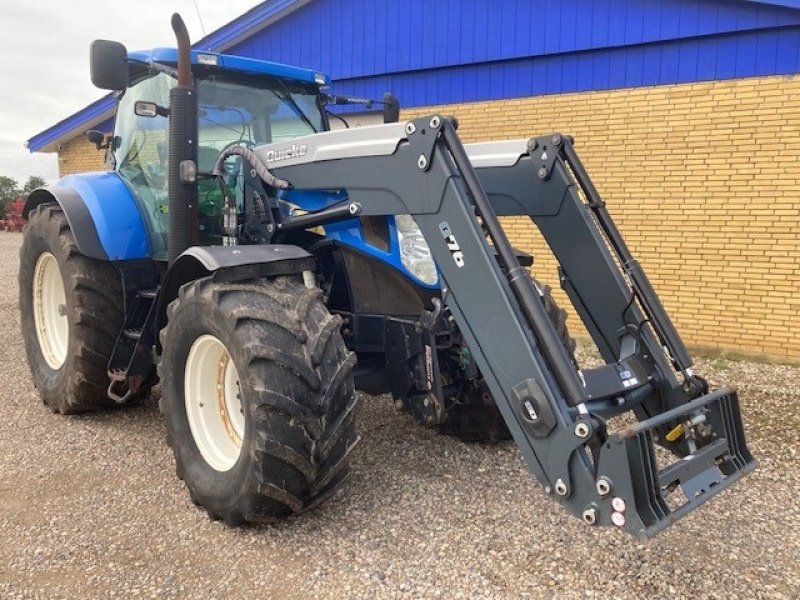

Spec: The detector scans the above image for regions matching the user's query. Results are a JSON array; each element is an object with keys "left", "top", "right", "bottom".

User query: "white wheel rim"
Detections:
[
  {"left": 32, "top": 252, "right": 68, "bottom": 370},
  {"left": 184, "top": 334, "right": 244, "bottom": 472}
]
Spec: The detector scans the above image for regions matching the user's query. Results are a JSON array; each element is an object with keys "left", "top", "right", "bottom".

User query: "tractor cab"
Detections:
[{"left": 98, "top": 47, "right": 331, "bottom": 259}]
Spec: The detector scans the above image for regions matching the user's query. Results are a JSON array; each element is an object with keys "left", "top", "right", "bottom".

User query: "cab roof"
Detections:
[{"left": 127, "top": 48, "right": 331, "bottom": 86}]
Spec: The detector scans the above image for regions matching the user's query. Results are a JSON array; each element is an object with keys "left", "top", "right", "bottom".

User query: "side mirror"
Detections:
[
  {"left": 382, "top": 92, "right": 400, "bottom": 124},
  {"left": 85, "top": 129, "right": 109, "bottom": 150},
  {"left": 134, "top": 101, "right": 170, "bottom": 118},
  {"left": 90, "top": 39, "right": 128, "bottom": 91}
]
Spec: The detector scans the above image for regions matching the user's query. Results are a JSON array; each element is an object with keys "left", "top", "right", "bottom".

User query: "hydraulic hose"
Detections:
[{"left": 212, "top": 145, "right": 293, "bottom": 190}]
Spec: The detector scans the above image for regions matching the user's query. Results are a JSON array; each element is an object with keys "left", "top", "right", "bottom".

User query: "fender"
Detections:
[
  {"left": 24, "top": 172, "right": 150, "bottom": 261},
  {"left": 154, "top": 244, "right": 316, "bottom": 351}
]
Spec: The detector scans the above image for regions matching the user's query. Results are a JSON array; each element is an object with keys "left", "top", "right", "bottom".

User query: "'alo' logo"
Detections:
[{"left": 263, "top": 144, "right": 308, "bottom": 163}]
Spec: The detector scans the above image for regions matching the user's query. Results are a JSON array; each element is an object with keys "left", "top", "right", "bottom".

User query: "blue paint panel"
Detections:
[
  {"left": 735, "top": 34, "right": 760, "bottom": 75},
  {"left": 574, "top": 0, "right": 595, "bottom": 50},
  {"left": 58, "top": 172, "right": 150, "bottom": 260},
  {"left": 227, "top": 0, "right": 800, "bottom": 82},
  {"left": 591, "top": 0, "right": 612, "bottom": 47},
  {"left": 716, "top": 36, "right": 739, "bottom": 78},
  {"left": 755, "top": 32, "right": 779, "bottom": 71},
  {"left": 776, "top": 28, "right": 800, "bottom": 70},
  {"left": 624, "top": 46, "right": 645, "bottom": 86},
  {"left": 677, "top": 39, "right": 699, "bottom": 81},
  {"left": 28, "top": 0, "right": 800, "bottom": 152},
  {"left": 515, "top": 0, "right": 532, "bottom": 55},
  {"left": 607, "top": 0, "right": 627, "bottom": 46},
  {"left": 499, "top": 1, "right": 517, "bottom": 59},
  {"left": 678, "top": 0, "right": 702, "bottom": 37},
  {"left": 331, "top": 27, "right": 800, "bottom": 109},
  {"left": 695, "top": 37, "right": 719, "bottom": 80},
  {"left": 625, "top": 0, "right": 646, "bottom": 44}
]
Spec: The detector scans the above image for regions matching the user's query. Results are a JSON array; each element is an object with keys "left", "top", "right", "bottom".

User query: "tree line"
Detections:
[{"left": 0, "top": 175, "right": 48, "bottom": 211}]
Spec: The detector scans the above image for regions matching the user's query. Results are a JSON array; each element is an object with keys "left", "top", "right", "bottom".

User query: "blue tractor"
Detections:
[{"left": 20, "top": 15, "right": 755, "bottom": 536}]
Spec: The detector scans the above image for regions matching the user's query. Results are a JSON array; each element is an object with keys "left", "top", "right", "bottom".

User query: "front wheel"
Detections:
[{"left": 158, "top": 275, "right": 359, "bottom": 524}]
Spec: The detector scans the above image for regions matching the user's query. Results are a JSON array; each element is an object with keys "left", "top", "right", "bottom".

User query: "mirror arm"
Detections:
[{"left": 145, "top": 60, "right": 179, "bottom": 80}]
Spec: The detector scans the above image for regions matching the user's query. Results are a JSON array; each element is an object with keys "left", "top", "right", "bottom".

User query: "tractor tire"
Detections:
[
  {"left": 158, "top": 275, "right": 359, "bottom": 524},
  {"left": 19, "top": 203, "right": 133, "bottom": 414},
  {"left": 440, "top": 277, "right": 577, "bottom": 442}
]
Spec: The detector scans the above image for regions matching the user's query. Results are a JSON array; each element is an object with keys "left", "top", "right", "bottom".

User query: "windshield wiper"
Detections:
[{"left": 274, "top": 79, "right": 318, "bottom": 133}]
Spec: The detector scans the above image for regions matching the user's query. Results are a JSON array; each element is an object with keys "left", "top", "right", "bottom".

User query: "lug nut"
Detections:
[
  {"left": 405, "top": 122, "right": 416, "bottom": 135},
  {"left": 429, "top": 116, "right": 440, "bottom": 128},
  {"left": 582, "top": 508, "right": 597, "bottom": 525},
  {"left": 596, "top": 478, "right": 612, "bottom": 496},
  {"left": 612, "top": 497, "right": 627, "bottom": 513},
  {"left": 554, "top": 478, "right": 568, "bottom": 496},
  {"left": 417, "top": 155, "right": 428, "bottom": 170}
]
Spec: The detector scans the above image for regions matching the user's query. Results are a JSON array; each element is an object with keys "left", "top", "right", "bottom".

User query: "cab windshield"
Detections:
[{"left": 113, "top": 69, "right": 326, "bottom": 259}]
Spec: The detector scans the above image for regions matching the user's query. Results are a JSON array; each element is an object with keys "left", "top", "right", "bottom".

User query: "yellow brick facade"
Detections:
[
  {"left": 56, "top": 74, "right": 800, "bottom": 359},
  {"left": 403, "top": 75, "right": 800, "bottom": 360},
  {"left": 58, "top": 135, "right": 107, "bottom": 175}
]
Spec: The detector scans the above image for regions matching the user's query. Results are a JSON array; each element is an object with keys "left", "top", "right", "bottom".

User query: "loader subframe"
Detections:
[{"left": 256, "top": 116, "right": 756, "bottom": 537}]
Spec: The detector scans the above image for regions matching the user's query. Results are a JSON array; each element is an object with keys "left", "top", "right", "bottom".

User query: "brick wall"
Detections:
[
  {"left": 57, "top": 135, "right": 107, "bottom": 175},
  {"left": 55, "top": 74, "right": 800, "bottom": 358},
  {"left": 402, "top": 75, "right": 800, "bottom": 360}
]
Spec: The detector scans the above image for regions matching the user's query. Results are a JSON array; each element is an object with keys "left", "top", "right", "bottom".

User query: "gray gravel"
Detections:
[{"left": 0, "top": 230, "right": 797, "bottom": 599}]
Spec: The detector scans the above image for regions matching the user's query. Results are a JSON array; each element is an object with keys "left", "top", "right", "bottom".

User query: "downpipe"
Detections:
[{"left": 167, "top": 13, "right": 199, "bottom": 264}]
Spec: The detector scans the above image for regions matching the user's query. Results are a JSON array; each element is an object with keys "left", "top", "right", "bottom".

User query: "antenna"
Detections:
[{"left": 192, "top": 0, "right": 207, "bottom": 38}]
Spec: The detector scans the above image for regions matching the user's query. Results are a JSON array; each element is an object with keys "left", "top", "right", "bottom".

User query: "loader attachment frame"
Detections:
[{"left": 255, "top": 116, "right": 756, "bottom": 537}]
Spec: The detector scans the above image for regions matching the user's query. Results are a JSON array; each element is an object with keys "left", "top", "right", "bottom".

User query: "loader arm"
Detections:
[{"left": 254, "top": 117, "right": 756, "bottom": 538}]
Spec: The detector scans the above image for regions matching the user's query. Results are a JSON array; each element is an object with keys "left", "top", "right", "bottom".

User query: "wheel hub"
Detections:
[
  {"left": 32, "top": 252, "right": 68, "bottom": 369},
  {"left": 184, "top": 335, "right": 244, "bottom": 471}
]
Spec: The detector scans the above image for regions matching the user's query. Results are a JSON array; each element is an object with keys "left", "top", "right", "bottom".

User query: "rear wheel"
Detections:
[
  {"left": 19, "top": 203, "right": 134, "bottom": 413},
  {"left": 440, "top": 277, "right": 577, "bottom": 442},
  {"left": 158, "top": 275, "right": 359, "bottom": 524}
]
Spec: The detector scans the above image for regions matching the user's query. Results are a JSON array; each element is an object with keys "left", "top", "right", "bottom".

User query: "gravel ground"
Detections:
[{"left": 0, "top": 230, "right": 797, "bottom": 599}]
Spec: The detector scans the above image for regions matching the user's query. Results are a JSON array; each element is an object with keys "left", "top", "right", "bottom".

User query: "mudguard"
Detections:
[
  {"left": 24, "top": 172, "right": 150, "bottom": 261},
  {"left": 154, "top": 245, "right": 316, "bottom": 351}
]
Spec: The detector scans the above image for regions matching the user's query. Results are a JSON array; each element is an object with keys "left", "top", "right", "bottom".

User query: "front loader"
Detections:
[{"left": 19, "top": 14, "right": 755, "bottom": 537}]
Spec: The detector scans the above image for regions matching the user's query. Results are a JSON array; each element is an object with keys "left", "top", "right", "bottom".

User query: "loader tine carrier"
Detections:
[{"left": 257, "top": 116, "right": 756, "bottom": 537}]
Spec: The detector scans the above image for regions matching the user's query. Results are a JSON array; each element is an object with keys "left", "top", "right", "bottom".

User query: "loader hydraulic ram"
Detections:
[{"left": 250, "top": 116, "right": 756, "bottom": 538}]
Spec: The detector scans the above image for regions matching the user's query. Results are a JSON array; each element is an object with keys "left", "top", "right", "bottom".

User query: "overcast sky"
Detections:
[{"left": 0, "top": 0, "right": 264, "bottom": 185}]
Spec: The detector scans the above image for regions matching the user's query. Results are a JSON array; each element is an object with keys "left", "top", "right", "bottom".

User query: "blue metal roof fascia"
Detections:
[
  {"left": 126, "top": 47, "right": 329, "bottom": 85},
  {"left": 329, "top": 25, "right": 800, "bottom": 109},
  {"left": 26, "top": 94, "right": 116, "bottom": 153},
  {"left": 192, "top": 0, "right": 311, "bottom": 51},
  {"left": 27, "top": 0, "right": 314, "bottom": 152}
]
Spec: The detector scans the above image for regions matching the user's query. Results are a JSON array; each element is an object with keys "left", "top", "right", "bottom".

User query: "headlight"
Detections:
[{"left": 395, "top": 215, "right": 438, "bottom": 285}]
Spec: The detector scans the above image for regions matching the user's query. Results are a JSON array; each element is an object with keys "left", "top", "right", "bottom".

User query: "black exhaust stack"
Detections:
[{"left": 167, "top": 13, "right": 198, "bottom": 264}]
